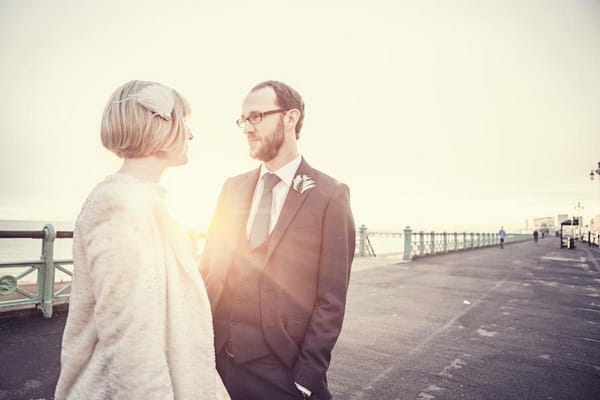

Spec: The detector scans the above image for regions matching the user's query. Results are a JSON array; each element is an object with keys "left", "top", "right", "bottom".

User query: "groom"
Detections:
[{"left": 200, "top": 80, "right": 355, "bottom": 400}]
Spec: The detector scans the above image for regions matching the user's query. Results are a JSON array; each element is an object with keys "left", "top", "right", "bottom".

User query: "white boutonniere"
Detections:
[{"left": 292, "top": 174, "right": 316, "bottom": 194}]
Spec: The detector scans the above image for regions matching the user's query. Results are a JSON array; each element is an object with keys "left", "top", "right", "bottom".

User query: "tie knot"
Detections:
[{"left": 262, "top": 173, "right": 281, "bottom": 191}]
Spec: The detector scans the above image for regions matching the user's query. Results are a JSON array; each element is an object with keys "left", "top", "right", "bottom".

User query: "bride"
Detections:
[{"left": 54, "top": 80, "right": 229, "bottom": 400}]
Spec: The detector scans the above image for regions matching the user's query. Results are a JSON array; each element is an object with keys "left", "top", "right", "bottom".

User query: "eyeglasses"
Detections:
[{"left": 236, "top": 109, "right": 287, "bottom": 128}]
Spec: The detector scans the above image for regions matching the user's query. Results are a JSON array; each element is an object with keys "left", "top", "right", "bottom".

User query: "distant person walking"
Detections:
[
  {"left": 533, "top": 230, "right": 539, "bottom": 243},
  {"left": 498, "top": 226, "right": 507, "bottom": 249}
]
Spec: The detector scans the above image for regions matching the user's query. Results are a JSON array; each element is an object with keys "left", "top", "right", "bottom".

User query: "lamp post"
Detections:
[
  {"left": 590, "top": 161, "right": 600, "bottom": 244},
  {"left": 575, "top": 201, "right": 584, "bottom": 239}
]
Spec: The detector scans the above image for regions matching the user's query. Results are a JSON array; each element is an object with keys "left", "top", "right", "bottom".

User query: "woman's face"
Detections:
[{"left": 165, "top": 122, "right": 193, "bottom": 167}]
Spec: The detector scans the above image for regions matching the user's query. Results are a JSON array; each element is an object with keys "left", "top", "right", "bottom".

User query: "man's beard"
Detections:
[{"left": 251, "top": 119, "right": 285, "bottom": 162}]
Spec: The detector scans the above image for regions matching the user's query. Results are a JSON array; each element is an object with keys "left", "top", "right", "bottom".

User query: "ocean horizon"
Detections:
[{"left": 0, "top": 219, "right": 74, "bottom": 258}]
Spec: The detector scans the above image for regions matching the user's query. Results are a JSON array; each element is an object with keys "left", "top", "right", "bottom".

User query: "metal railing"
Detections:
[
  {"left": 1, "top": 223, "right": 532, "bottom": 317},
  {"left": 0, "top": 224, "right": 73, "bottom": 317},
  {"left": 581, "top": 232, "right": 600, "bottom": 247},
  {"left": 357, "top": 225, "right": 531, "bottom": 260}
]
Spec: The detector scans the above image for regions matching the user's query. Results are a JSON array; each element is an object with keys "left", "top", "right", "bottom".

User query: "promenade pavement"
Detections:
[{"left": 1, "top": 238, "right": 599, "bottom": 399}]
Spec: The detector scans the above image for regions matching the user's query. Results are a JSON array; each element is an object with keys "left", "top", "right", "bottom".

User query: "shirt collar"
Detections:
[{"left": 259, "top": 154, "right": 302, "bottom": 187}]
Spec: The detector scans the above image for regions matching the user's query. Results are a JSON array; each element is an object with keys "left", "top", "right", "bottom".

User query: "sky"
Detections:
[{"left": 1, "top": 0, "right": 599, "bottom": 233}]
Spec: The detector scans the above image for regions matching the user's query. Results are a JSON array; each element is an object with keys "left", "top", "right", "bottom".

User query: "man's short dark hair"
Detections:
[{"left": 251, "top": 80, "right": 305, "bottom": 139}]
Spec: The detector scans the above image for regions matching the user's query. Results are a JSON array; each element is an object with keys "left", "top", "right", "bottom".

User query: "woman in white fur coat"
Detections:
[{"left": 55, "top": 80, "right": 230, "bottom": 400}]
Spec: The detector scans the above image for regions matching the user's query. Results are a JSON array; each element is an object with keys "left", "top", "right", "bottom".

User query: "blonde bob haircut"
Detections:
[{"left": 101, "top": 80, "right": 191, "bottom": 158}]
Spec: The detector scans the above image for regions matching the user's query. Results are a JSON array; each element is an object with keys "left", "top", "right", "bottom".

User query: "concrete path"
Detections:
[
  {"left": 1, "top": 238, "right": 599, "bottom": 399},
  {"left": 330, "top": 238, "right": 600, "bottom": 400}
]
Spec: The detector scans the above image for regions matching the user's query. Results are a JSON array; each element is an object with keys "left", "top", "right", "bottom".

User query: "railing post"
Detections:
[
  {"left": 419, "top": 231, "right": 425, "bottom": 256},
  {"left": 430, "top": 231, "right": 435, "bottom": 255},
  {"left": 403, "top": 226, "right": 412, "bottom": 261},
  {"left": 462, "top": 232, "right": 467, "bottom": 250},
  {"left": 476, "top": 232, "right": 481, "bottom": 248},
  {"left": 454, "top": 232, "right": 458, "bottom": 251},
  {"left": 443, "top": 232, "right": 448, "bottom": 253},
  {"left": 358, "top": 224, "right": 367, "bottom": 257},
  {"left": 40, "top": 224, "right": 56, "bottom": 318}
]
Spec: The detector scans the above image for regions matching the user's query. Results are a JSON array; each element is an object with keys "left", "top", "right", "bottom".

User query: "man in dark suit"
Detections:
[{"left": 200, "top": 80, "right": 355, "bottom": 400}]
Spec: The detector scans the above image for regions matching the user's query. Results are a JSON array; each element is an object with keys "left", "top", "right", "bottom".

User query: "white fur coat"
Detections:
[{"left": 55, "top": 174, "right": 229, "bottom": 400}]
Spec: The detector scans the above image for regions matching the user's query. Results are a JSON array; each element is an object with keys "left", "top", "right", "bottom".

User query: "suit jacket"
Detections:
[{"left": 200, "top": 158, "right": 355, "bottom": 395}]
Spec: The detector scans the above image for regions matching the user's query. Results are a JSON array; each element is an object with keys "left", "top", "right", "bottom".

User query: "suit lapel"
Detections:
[{"left": 265, "top": 159, "right": 315, "bottom": 263}]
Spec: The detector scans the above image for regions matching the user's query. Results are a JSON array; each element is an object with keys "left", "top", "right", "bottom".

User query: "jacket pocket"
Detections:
[{"left": 285, "top": 316, "right": 308, "bottom": 342}]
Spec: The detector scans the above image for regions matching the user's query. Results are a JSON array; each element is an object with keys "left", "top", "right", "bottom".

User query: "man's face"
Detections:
[{"left": 241, "top": 87, "right": 286, "bottom": 162}]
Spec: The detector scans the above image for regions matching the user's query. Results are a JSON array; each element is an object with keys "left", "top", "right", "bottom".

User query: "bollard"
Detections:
[
  {"left": 403, "top": 226, "right": 412, "bottom": 261},
  {"left": 358, "top": 224, "right": 367, "bottom": 257},
  {"left": 40, "top": 224, "right": 56, "bottom": 318}
]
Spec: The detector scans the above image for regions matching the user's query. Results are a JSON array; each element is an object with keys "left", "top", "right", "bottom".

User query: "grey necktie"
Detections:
[{"left": 249, "top": 173, "right": 281, "bottom": 249}]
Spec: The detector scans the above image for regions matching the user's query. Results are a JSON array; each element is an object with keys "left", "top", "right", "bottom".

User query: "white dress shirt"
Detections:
[{"left": 246, "top": 154, "right": 303, "bottom": 238}]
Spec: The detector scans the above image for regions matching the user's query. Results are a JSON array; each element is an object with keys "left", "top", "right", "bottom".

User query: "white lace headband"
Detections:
[{"left": 114, "top": 84, "right": 175, "bottom": 121}]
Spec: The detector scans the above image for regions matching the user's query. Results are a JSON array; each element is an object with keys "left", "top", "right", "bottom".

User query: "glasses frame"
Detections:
[{"left": 236, "top": 109, "right": 288, "bottom": 128}]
